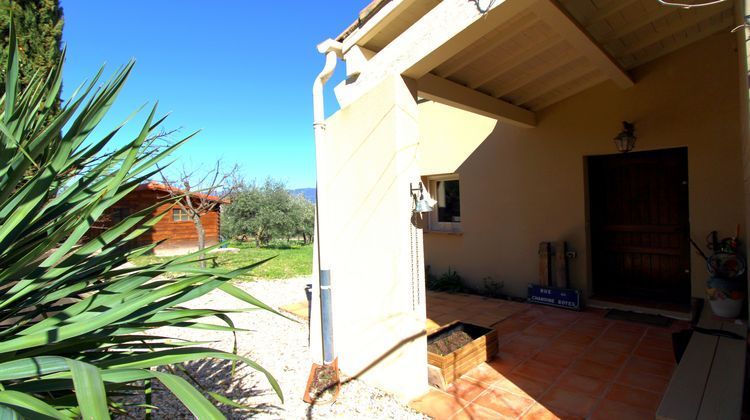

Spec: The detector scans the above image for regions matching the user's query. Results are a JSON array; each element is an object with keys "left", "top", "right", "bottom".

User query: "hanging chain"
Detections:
[
  {"left": 414, "top": 213, "right": 421, "bottom": 309},
  {"left": 409, "top": 205, "right": 417, "bottom": 311},
  {"left": 409, "top": 210, "right": 423, "bottom": 311}
]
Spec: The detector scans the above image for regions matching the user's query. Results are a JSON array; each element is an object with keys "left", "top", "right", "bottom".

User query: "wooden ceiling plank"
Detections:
[
  {"left": 625, "top": 10, "right": 733, "bottom": 69},
  {"left": 529, "top": 72, "right": 608, "bottom": 110},
  {"left": 515, "top": 63, "right": 598, "bottom": 106},
  {"left": 584, "top": 0, "right": 641, "bottom": 28},
  {"left": 555, "top": 0, "right": 594, "bottom": 25},
  {"left": 401, "top": 0, "right": 531, "bottom": 80},
  {"left": 336, "top": 0, "right": 531, "bottom": 110},
  {"left": 534, "top": 0, "right": 633, "bottom": 88},
  {"left": 436, "top": 12, "right": 539, "bottom": 78},
  {"left": 599, "top": 5, "right": 680, "bottom": 44},
  {"left": 492, "top": 46, "right": 580, "bottom": 98},
  {"left": 467, "top": 37, "right": 565, "bottom": 90},
  {"left": 615, "top": 5, "right": 733, "bottom": 57},
  {"left": 418, "top": 73, "right": 536, "bottom": 127}
]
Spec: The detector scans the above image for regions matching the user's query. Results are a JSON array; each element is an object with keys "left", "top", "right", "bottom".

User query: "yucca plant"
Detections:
[{"left": 0, "top": 24, "right": 283, "bottom": 418}]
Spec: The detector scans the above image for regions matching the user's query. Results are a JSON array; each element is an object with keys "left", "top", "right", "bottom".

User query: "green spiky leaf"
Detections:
[{"left": 0, "top": 18, "right": 282, "bottom": 420}]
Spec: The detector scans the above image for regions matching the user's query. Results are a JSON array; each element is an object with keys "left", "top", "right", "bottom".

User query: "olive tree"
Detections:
[{"left": 222, "top": 179, "right": 314, "bottom": 246}]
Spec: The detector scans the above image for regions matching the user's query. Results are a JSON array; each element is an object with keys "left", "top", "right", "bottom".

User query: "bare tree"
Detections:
[{"left": 158, "top": 161, "right": 240, "bottom": 267}]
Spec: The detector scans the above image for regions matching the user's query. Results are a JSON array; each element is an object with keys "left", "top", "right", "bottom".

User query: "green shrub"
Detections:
[
  {"left": 482, "top": 276, "right": 505, "bottom": 298},
  {"left": 426, "top": 268, "right": 507, "bottom": 298},
  {"left": 0, "top": 25, "right": 281, "bottom": 418},
  {"left": 426, "top": 267, "right": 469, "bottom": 293}
]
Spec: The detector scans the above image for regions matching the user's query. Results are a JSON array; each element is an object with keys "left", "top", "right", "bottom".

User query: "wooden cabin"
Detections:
[{"left": 94, "top": 181, "right": 225, "bottom": 255}]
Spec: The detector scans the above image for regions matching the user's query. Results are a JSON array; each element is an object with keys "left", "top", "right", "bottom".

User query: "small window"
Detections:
[
  {"left": 172, "top": 208, "right": 191, "bottom": 222},
  {"left": 427, "top": 175, "right": 461, "bottom": 232},
  {"left": 110, "top": 207, "right": 129, "bottom": 224}
]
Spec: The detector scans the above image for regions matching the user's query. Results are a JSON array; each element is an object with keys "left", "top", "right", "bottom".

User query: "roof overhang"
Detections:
[{"left": 332, "top": 0, "right": 735, "bottom": 126}]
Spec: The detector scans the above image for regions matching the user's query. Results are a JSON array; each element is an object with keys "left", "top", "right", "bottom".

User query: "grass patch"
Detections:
[{"left": 129, "top": 241, "right": 313, "bottom": 280}]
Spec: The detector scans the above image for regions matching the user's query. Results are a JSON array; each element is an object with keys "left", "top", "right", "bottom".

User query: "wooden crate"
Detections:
[{"left": 427, "top": 321, "right": 498, "bottom": 389}]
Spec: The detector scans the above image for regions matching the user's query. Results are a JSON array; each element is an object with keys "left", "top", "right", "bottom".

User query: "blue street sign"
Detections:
[{"left": 527, "top": 284, "right": 581, "bottom": 311}]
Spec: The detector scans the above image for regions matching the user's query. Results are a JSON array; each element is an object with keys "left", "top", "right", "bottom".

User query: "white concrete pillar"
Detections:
[{"left": 310, "top": 74, "right": 428, "bottom": 400}]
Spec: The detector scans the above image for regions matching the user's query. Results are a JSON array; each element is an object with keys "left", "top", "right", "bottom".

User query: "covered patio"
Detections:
[
  {"left": 310, "top": 0, "right": 750, "bottom": 410},
  {"left": 415, "top": 291, "right": 686, "bottom": 419}
]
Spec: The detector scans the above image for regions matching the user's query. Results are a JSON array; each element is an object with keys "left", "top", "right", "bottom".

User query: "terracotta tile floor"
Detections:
[{"left": 412, "top": 290, "right": 689, "bottom": 419}]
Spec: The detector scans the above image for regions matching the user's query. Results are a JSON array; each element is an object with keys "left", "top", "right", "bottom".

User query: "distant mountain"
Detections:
[{"left": 289, "top": 188, "right": 316, "bottom": 203}]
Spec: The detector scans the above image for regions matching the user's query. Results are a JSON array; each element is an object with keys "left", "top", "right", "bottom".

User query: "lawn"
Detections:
[{"left": 129, "top": 241, "right": 313, "bottom": 280}]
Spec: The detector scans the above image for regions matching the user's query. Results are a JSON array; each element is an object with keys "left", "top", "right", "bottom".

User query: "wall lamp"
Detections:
[{"left": 613, "top": 121, "right": 636, "bottom": 153}]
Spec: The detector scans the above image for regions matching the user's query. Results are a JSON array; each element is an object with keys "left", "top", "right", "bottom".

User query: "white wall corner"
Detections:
[
  {"left": 333, "top": 78, "right": 358, "bottom": 110},
  {"left": 345, "top": 46, "right": 376, "bottom": 79}
]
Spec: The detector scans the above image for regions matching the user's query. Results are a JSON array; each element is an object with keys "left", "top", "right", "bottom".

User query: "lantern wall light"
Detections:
[{"left": 613, "top": 121, "right": 636, "bottom": 153}]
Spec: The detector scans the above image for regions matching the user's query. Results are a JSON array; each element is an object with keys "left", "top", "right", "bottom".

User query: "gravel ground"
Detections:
[{"left": 125, "top": 277, "right": 429, "bottom": 419}]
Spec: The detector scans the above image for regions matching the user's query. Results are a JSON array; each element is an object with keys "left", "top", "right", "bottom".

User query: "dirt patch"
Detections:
[{"left": 427, "top": 330, "right": 474, "bottom": 355}]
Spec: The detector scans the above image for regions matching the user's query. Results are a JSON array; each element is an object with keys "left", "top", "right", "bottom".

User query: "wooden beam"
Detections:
[
  {"left": 341, "top": 0, "right": 423, "bottom": 53},
  {"left": 467, "top": 38, "right": 565, "bottom": 90},
  {"left": 533, "top": 0, "right": 633, "bottom": 88},
  {"left": 657, "top": 305, "right": 746, "bottom": 420},
  {"left": 696, "top": 317, "right": 747, "bottom": 419},
  {"left": 538, "top": 242, "right": 551, "bottom": 286},
  {"left": 435, "top": 11, "right": 538, "bottom": 78},
  {"left": 624, "top": 11, "right": 733, "bottom": 69},
  {"left": 402, "top": 0, "right": 531, "bottom": 80},
  {"left": 698, "top": 328, "right": 747, "bottom": 418},
  {"left": 615, "top": 6, "right": 732, "bottom": 58},
  {"left": 336, "top": 0, "right": 531, "bottom": 109},
  {"left": 554, "top": 241, "right": 567, "bottom": 288},
  {"left": 418, "top": 73, "right": 536, "bottom": 127}
]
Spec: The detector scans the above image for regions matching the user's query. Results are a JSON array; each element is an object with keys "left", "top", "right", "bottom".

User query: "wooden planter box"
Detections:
[{"left": 427, "top": 321, "right": 498, "bottom": 389}]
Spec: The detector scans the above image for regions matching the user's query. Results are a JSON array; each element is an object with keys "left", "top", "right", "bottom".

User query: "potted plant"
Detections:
[{"left": 694, "top": 230, "right": 747, "bottom": 318}]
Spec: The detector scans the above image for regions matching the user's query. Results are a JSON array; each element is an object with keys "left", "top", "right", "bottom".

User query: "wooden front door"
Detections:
[{"left": 588, "top": 148, "right": 691, "bottom": 304}]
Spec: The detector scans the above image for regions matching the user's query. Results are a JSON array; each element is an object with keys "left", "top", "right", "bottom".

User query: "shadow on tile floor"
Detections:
[{"left": 412, "top": 291, "right": 687, "bottom": 419}]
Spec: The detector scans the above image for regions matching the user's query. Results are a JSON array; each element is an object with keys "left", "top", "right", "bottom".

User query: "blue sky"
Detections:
[{"left": 59, "top": 1, "right": 371, "bottom": 189}]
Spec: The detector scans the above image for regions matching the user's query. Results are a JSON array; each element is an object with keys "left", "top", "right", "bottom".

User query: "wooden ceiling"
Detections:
[
  {"left": 431, "top": 7, "right": 611, "bottom": 111},
  {"left": 347, "top": 0, "right": 736, "bottom": 112},
  {"left": 560, "top": 0, "right": 735, "bottom": 70}
]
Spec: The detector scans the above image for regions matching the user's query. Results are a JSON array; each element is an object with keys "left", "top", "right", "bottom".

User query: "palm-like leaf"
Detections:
[{"left": 0, "top": 23, "right": 282, "bottom": 418}]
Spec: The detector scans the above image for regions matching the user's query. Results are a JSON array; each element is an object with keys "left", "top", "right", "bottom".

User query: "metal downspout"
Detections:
[{"left": 313, "top": 39, "right": 342, "bottom": 365}]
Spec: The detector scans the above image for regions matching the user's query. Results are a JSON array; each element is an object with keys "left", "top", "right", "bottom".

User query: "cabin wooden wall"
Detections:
[{"left": 93, "top": 190, "right": 221, "bottom": 251}]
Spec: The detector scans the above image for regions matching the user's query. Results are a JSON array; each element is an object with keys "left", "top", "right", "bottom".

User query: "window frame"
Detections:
[
  {"left": 172, "top": 208, "right": 191, "bottom": 222},
  {"left": 426, "top": 174, "right": 462, "bottom": 233}
]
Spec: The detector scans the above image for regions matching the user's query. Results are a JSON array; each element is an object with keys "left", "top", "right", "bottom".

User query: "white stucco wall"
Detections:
[{"left": 419, "top": 32, "right": 745, "bottom": 302}]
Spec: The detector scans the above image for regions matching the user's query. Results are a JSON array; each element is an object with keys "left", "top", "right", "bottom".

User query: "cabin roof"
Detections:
[{"left": 136, "top": 181, "right": 230, "bottom": 204}]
